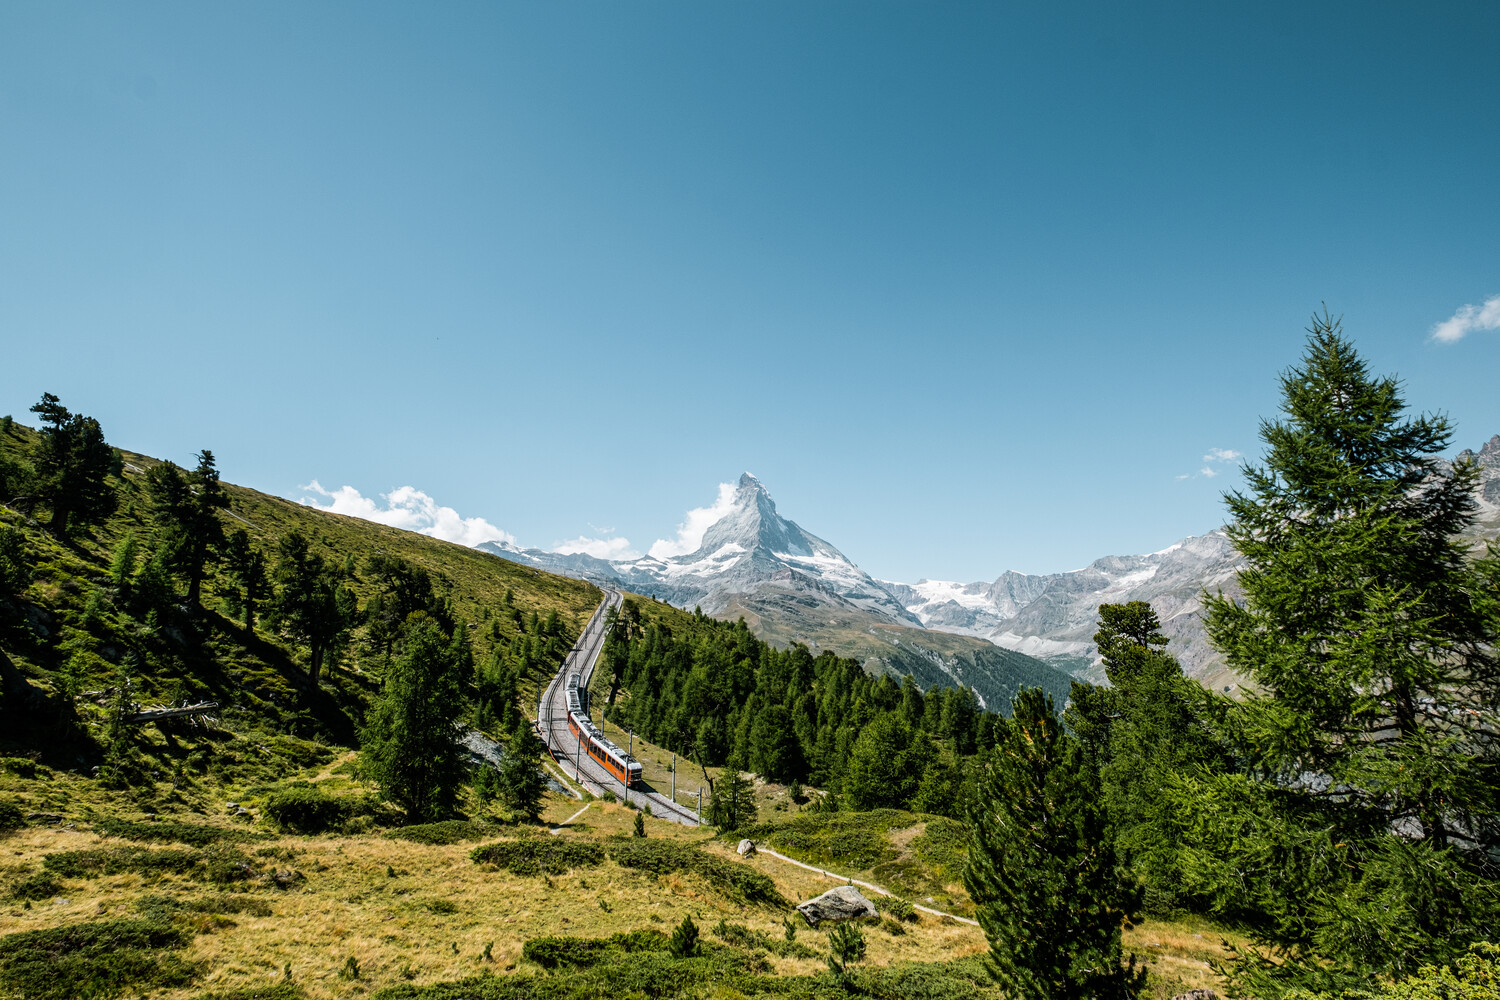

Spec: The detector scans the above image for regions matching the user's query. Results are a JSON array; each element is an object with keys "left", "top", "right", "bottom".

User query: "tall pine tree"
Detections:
[
  {"left": 29, "top": 393, "right": 119, "bottom": 539},
  {"left": 965, "top": 687, "right": 1143, "bottom": 1000},
  {"left": 1194, "top": 313, "right": 1500, "bottom": 993},
  {"left": 360, "top": 616, "right": 467, "bottom": 823}
]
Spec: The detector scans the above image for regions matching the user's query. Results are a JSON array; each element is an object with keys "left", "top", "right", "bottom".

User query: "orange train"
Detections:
[{"left": 566, "top": 672, "right": 642, "bottom": 788}]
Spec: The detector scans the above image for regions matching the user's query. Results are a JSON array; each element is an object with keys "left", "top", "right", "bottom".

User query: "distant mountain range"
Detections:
[{"left": 484, "top": 435, "right": 1500, "bottom": 695}]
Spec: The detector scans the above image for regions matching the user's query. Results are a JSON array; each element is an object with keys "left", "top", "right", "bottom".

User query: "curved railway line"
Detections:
[{"left": 537, "top": 589, "right": 703, "bottom": 827}]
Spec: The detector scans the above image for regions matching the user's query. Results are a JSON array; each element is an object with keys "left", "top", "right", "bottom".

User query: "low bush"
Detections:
[
  {"left": 260, "top": 786, "right": 350, "bottom": 834},
  {"left": 42, "top": 846, "right": 256, "bottom": 886},
  {"left": 136, "top": 894, "right": 275, "bottom": 919},
  {"left": 0, "top": 756, "right": 44, "bottom": 779},
  {"left": 0, "top": 801, "right": 26, "bottom": 832},
  {"left": 8, "top": 869, "right": 63, "bottom": 901},
  {"left": 94, "top": 816, "right": 261, "bottom": 848},
  {"left": 189, "top": 985, "right": 305, "bottom": 1000},
  {"left": 710, "top": 920, "right": 819, "bottom": 959},
  {"left": 0, "top": 918, "right": 200, "bottom": 1000},
  {"left": 610, "top": 840, "right": 787, "bottom": 907},
  {"left": 521, "top": 929, "right": 671, "bottom": 969},
  {"left": 873, "top": 894, "right": 917, "bottom": 922},
  {"left": 470, "top": 838, "right": 605, "bottom": 875},
  {"left": 387, "top": 820, "right": 495, "bottom": 846}
]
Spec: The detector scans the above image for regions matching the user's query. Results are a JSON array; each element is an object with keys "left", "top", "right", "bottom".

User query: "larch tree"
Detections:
[{"left": 1193, "top": 313, "right": 1500, "bottom": 994}]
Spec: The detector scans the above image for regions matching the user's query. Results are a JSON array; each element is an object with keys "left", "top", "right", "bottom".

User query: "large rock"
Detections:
[
  {"left": 737, "top": 839, "right": 756, "bottom": 856},
  {"left": 1170, "top": 991, "right": 1219, "bottom": 1000},
  {"left": 796, "top": 885, "right": 877, "bottom": 927}
]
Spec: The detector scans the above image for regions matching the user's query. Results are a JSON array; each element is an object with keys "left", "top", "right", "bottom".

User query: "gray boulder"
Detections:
[
  {"left": 737, "top": 839, "right": 756, "bottom": 856},
  {"left": 1170, "top": 991, "right": 1219, "bottom": 1000},
  {"left": 796, "top": 885, "right": 877, "bottom": 927}
]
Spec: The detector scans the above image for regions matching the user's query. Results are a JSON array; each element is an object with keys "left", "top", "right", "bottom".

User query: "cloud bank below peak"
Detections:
[
  {"left": 647, "top": 481, "right": 738, "bottom": 559},
  {"left": 295, "top": 479, "right": 746, "bottom": 564}
]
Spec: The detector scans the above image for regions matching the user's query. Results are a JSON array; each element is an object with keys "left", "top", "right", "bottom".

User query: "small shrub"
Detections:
[
  {"left": 521, "top": 929, "right": 670, "bottom": 969},
  {"left": 42, "top": 846, "right": 255, "bottom": 886},
  {"left": 94, "top": 817, "right": 259, "bottom": 848},
  {"left": 668, "top": 915, "right": 699, "bottom": 958},
  {"left": 881, "top": 917, "right": 907, "bottom": 936},
  {"left": 0, "top": 802, "right": 25, "bottom": 833},
  {"left": 608, "top": 840, "right": 787, "bottom": 907},
  {"left": 0, "top": 757, "right": 41, "bottom": 778},
  {"left": 8, "top": 870, "right": 63, "bottom": 901},
  {"left": 188, "top": 985, "right": 306, "bottom": 1000},
  {"left": 874, "top": 894, "right": 917, "bottom": 922},
  {"left": 261, "top": 786, "right": 348, "bottom": 834},
  {"left": 339, "top": 955, "right": 360, "bottom": 980},
  {"left": 425, "top": 899, "right": 458, "bottom": 915},
  {"left": 470, "top": 838, "right": 605, "bottom": 876},
  {"left": 0, "top": 919, "right": 199, "bottom": 1000},
  {"left": 387, "top": 820, "right": 494, "bottom": 846}
]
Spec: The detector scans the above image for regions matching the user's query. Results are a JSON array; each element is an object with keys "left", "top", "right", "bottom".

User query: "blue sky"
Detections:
[{"left": 2, "top": 2, "right": 1497, "bottom": 583}]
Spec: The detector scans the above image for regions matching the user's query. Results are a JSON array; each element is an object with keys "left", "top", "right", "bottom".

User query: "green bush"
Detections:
[
  {"left": 521, "top": 930, "right": 670, "bottom": 969},
  {"left": 42, "top": 846, "right": 255, "bottom": 886},
  {"left": 470, "top": 838, "right": 605, "bottom": 875},
  {"left": 387, "top": 820, "right": 495, "bottom": 846},
  {"left": 8, "top": 869, "right": 63, "bottom": 901},
  {"left": 261, "top": 786, "right": 349, "bottom": 834},
  {"left": 873, "top": 894, "right": 918, "bottom": 922},
  {"left": 0, "top": 918, "right": 200, "bottom": 1000},
  {"left": 609, "top": 840, "right": 787, "bottom": 907},
  {"left": 136, "top": 894, "right": 275, "bottom": 919},
  {"left": 94, "top": 816, "right": 259, "bottom": 848},
  {"left": 0, "top": 801, "right": 25, "bottom": 832},
  {"left": 0, "top": 757, "right": 42, "bottom": 778},
  {"left": 188, "top": 985, "right": 305, "bottom": 1000}
]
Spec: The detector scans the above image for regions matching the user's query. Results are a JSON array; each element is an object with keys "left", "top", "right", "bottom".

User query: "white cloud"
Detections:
[
  {"left": 551, "top": 536, "right": 641, "bottom": 560},
  {"left": 1178, "top": 446, "right": 1241, "bottom": 481},
  {"left": 299, "top": 481, "right": 516, "bottom": 549},
  {"left": 649, "top": 482, "right": 738, "bottom": 559},
  {"left": 1431, "top": 294, "right": 1500, "bottom": 343}
]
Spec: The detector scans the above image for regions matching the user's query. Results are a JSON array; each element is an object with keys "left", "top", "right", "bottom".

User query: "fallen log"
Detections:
[{"left": 125, "top": 701, "right": 220, "bottom": 725}]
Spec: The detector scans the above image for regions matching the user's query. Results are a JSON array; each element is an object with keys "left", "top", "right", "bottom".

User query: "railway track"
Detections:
[{"left": 537, "top": 590, "right": 703, "bottom": 827}]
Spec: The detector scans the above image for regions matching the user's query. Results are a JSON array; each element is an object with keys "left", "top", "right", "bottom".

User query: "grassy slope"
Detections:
[{"left": 0, "top": 422, "right": 1236, "bottom": 999}]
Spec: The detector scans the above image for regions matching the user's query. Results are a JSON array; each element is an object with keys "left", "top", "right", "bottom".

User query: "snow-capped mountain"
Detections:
[
  {"left": 882, "top": 434, "right": 1500, "bottom": 687},
  {"left": 480, "top": 472, "right": 921, "bottom": 625},
  {"left": 882, "top": 531, "right": 1244, "bottom": 686}
]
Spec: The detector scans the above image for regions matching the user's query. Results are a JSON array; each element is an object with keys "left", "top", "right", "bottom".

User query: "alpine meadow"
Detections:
[{"left": 1, "top": 313, "right": 1498, "bottom": 1000}]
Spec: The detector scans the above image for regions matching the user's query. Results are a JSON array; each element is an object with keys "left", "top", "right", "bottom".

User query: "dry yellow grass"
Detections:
[{"left": 0, "top": 780, "right": 998, "bottom": 1000}]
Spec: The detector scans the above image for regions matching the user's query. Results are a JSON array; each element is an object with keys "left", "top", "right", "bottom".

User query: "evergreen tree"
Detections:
[
  {"left": 221, "top": 529, "right": 267, "bottom": 630},
  {"left": 108, "top": 531, "right": 139, "bottom": 598},
  {"left": 146, "top": 450, "right": 228, "bottom": 611},
  {"left": 964, "top": 687, "right": 1144, "bottom": 1000},
  {"left": 707, "top": 771, "right": 757, "bottom": 831},
  {"left": 826, "top": 921, "right": 867, "bottom": 983},
  {"left": 633, "top": 809, "right": 646, "bottom": 837},
  {"left": 749, "top": 703, "right": 802, "bottom": 782},
  {"left": 0, "top": 525, "right": 30, "bottom": 599},
  {"left": 360, "top": 616, "right": 466, "bottom": 823},
  {"left": 1194, "top": 315, "right": 1500, "bottom": 993},
  {"left": 269, "top": 530, "right": 354, "bottom": 688},
  {"left": 1066, "top": 602, "right": 1227, "bottom": 913},
  {"left": 495, "top": 719, "right": 548, "bottom": 820},
  {"left": 844, "top": 714, "right": 920, "bottom": 810},
  {"left": 668, "top": 915, "right": 699, "bottom": 958},
  {"left": 28, "top": 393, "right": 119, "bottom": 539}
]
